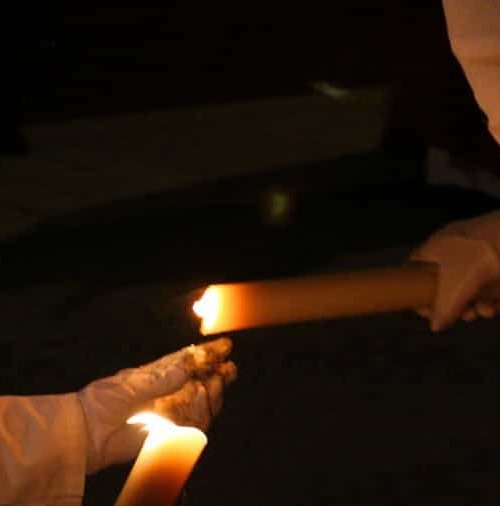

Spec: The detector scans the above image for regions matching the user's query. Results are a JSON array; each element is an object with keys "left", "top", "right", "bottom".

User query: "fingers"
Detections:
[
  {"left": 432, "top": 257, "right": 500, "bottom": 331},
  {"left": 152, "top": 360, "right": 238, "bottom": 432},
  {"left": 79, "top": 338, "right": 236, "bottom": 475},
  {"left": 113, "top": 337, "right": 234, "bottom": 407},
  {"left": 215, "top": 360, "right": 238, "bottom": 384},
  {"left": 203, "top": 375, "right": 224, "bottom": 419},
  {"left": 411, "top": 235, "right": 500, "bottom": 332},
  {"left": 147, "top": 342, "right": 237, "bottom": 431},
  {"left": 151, "top": 372, "right": 231, "bottom": 429},
  {"left": 190, "top": 337, "right": 233, "bottom": 379},
  {"left": 415, "top": 300, "right": 499, "bottom": 328},
  {"left": 195, "top": 337, "right": 233, "bottom": 363},
  {"left": 153, "top": 380, "right": 212, "bottom": 431},
  {"left": 461, "top": 307, "right": 477, "bottom": 322},
  {"left": 459, "top": 301, "right": 498, "bottom": 322},
  {"left": 141, "top": 337, "right": 233, "bottom": 378},
  {"left": 200, "top": 361, "right": 237, "bottom": 418},
  {"left": 475, "top": 301, "right": 497, "bottom": 319}
]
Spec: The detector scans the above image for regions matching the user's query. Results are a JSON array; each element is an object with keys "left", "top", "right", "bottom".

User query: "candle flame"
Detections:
[
  {"left": 192, "top": 286, "right": 219, "bottom": 333},
  {"left": 128, "top": 412, "right": 207, "bottom": 450}
]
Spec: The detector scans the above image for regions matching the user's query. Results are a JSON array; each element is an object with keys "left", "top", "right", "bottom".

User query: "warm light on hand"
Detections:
[{"left": 127, "top": 412, "right": 207, "bottom": 451}]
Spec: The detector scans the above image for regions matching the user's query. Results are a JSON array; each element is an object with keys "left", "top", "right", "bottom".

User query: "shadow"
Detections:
[{"left": 2, "top": 151, "right": 499, "bottom": 285}]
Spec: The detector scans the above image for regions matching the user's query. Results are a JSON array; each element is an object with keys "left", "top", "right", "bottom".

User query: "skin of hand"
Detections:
[
  {"left": 152, "top": 361, "right": 237, "bottom": 432},
  {"left": 77, "top": 337, "right": 236, "bottom": 475},
  {"left": 410, "top": 210, "right": 500, "bottom": 331}
]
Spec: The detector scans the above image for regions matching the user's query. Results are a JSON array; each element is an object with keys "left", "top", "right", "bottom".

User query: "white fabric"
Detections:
[
  {"left": 0, "top": 394, "right": 86, "bottom": 506},
  {"left": 0, "top": 352, "right": 191, "bottom": 505},
  {"left": 442, "top": 0, "right": 500, "bottom": 145},
  {"left": 78, "top": 357, "right": 189, "bottom": 475},
  {"left": 0, "top": 338, "right": 234, "bottom": 505}
]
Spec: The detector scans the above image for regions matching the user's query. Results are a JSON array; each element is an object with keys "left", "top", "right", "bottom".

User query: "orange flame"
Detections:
[
  {"left": 192, "top": 286, "right": 219, "bottom": 334},
  {"left": 127, "top": 412, "right": 207, "bottom": 451}
]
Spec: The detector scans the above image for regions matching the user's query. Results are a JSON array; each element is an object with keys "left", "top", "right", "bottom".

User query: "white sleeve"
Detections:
[
  {"left": 0, "top": 394, "right": 86, "bottom": 506},
  {"left": 442, "top": 0, "right": 500, "bottom": 145}
]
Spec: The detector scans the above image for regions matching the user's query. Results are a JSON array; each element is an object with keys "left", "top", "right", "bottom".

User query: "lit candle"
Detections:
[
  {"left": 115, "top": 412, "right": 207, "bottom": 506},
  {"left": 193, "top": 262, "right": 500, "bottom": 335}
]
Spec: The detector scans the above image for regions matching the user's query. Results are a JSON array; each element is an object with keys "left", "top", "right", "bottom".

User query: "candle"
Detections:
[
  {"left": 193, "top": 262, "right": 500, "bottom": 335},
  {"left": 115, "top": 412, "right": 207, "bottom": 506}
]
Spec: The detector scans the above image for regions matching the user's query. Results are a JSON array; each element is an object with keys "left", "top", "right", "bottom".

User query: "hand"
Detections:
[
  {"left": 410, "top": 210, "right": 500, "bottom": 331},
  {"left": 77, "top": 337, "right": 236, "bottom": 474},
  {"left": 152, "top": 360, "right": 237, "bottom": 432}
]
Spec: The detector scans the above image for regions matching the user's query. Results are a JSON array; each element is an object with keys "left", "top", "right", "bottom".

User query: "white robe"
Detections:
[
  {"left": 0, "top": 395, "right": 86, "bottom": 505},
  {"left": 442, "top": 0, "right": 500, "bottom": 145}
]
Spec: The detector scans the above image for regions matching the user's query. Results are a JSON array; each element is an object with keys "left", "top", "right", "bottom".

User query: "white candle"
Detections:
[
  {"left": 192, "top": 264, "right": 444, "bottom": 335},
  {"left": 115, "top": 412, "right": 207, "bottom": 506}
]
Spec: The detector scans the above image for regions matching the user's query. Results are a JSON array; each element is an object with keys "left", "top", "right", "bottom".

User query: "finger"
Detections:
[
  {"left": 202, "top": 363, "right": 237, "bottom": 422},
  {"left": 430, "top": 239, "right": 500, "bottom": 331},
  {"left": 475, "top": 300, "right": 496, "bottom": 319},
  {"left": 190, "top": 338, "right": 234, "bottom": 380},
  {"left": 141, "top": 337, "right": 232, "bottom": 380},
  {"left": 194, "top": 382, "right": 212, "bottom": 432},
  {"left": 153, "top": 381, "right": 211, "bottom": 431},
  {"left": 461, "top": 307, "right": 478, "bottom": 322},
  {"left": 194, "top": 337, "right": 233, "bottom": 366},
  {"left": 216, "top": 361, "right": 238, "bottom": 385},
  {"left": 203, "top": 375, "right": 225, "bottom": 419}
]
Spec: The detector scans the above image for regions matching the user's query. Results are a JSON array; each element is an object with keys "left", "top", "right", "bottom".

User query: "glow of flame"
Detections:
[
  {"left": 128, "top": 412, "right": 207, "bottom": 451},
  {"left": 192, "top": 286, "right": 219, "bottom": 333}
]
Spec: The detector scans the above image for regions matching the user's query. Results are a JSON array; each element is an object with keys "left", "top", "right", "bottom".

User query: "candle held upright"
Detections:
[{"left": 115, "top": 412, "right": 207, "bottom": 506}]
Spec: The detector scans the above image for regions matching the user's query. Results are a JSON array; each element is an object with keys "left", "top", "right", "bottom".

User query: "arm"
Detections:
[
  {"left": 0, "top": 338, "right": 236, "bottom": 505},
  {"left": 442, "top": 0, "right": 500, "bottom": 144},
  {"left": 408, "top": 2, "right": 500, "bottom": 331},
  {"left": 0, "top": 394, "right": 86, "bottom": 506}
]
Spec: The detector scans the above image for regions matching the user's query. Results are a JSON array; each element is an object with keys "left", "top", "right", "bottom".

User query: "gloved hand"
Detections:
[
  {"left": 410, "top": 210, "right": 500, "bottom": 331},
  {"left": 78, "top": 337, "right": 236, "bottom": 475},
  {"left": 152, "top": 360, "right": 237, "bottom": 432}
]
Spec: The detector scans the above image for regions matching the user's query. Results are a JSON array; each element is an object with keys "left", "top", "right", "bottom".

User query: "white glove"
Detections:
[
  {"left": 78, "top": 337, "right": 236, "bottom": 475},
  {"left": 410, "top": 210, "right": 500, "bottom": 331},
  {"left": 152, "top": 360, "right": 237, "bottom": 432}
]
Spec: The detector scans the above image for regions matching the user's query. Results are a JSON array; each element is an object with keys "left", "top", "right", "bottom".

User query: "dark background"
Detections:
[
  {"left": 2, "top": 0, "right": 498, "bottom": 163},
  {"left": 3, "top": 2, "right": 500, "bottom": 505}
]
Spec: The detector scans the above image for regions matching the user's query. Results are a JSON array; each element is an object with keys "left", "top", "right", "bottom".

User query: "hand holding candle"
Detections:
[
  {"left": 77, "top": 337, "right": 237, "bottom": 475},
  {"left": 193, "top": 263, "right": 500, "bottom": 335},
  {"left": 410, "top": 210, "right": 500, "bottom": 331}
]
